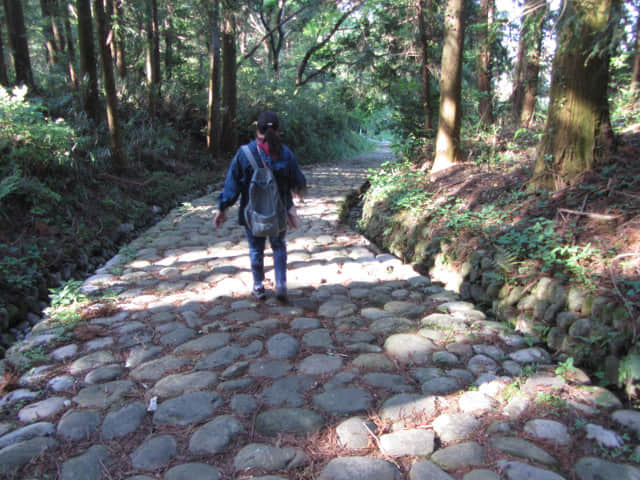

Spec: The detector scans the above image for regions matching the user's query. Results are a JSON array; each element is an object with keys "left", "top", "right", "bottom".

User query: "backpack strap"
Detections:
[{"left": 242, "top": 145, "right": 268, "bottom": 171}]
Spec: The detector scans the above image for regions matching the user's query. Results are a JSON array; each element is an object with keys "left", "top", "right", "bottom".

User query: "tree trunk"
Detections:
[
  {"left": 631, "top": 9, "right": 640, "bottom": 93},
  {"left": 112, "top": 0, "right": 126, "bottom": 81},
  {"left": 164, "top": 8, "right": 174, "bottom": 80},
  {"left": 63, "top": 3, "right": 78, "bottom": 86},
  {"left": 93, "top": 0, "right": 125, "bottom": 171},
  {"left": 0, "top": 22, "right": 9, "bottom": 86},
  {"left": 40, "top": 0, "right": 61, "bottom": 65},
  {"left": 533, "top": 0, "right": 616, "bottom": 190},
  {"left": 477, "top": 0, "right": 493, "bottom": 125},
  {"left": 207, "top": 0, "right": 222, "bottom": 155},
  {"left": 431, "top": 0, "right": 465, "bottom": 173},
  {"left": 511, "top": 0, "right": 545, "bottom": 127},
  {"left": 77, "top": 0, "right": 99, "bottom": 119},
  {"left": 221, "top": 16, "right": 237, "bottom": 153},
  {"left": 146, "top": 0, "right": 161, "bottom": 115},
  {"left": 2, "top": 0, "right": 34, "bottom": 87},
  {"left": 417, "top": 0, "right": 433, "bottom": 134}
]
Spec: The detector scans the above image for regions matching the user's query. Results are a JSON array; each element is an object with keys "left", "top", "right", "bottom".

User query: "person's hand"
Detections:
[{"left": 214, "top": 209, "right": 226, "bottom": 228}]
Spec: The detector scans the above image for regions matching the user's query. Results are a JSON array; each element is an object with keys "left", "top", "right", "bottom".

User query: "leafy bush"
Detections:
[
  {"left": 236, "top": 73, "right": 373, "bottom": 164},
  {"left": 0, "top": 86, "right": 84, "bottom": 175}
]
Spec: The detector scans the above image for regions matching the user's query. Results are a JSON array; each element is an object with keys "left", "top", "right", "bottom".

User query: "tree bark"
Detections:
[
  {"left": 40, "top": 0, "right": 62, "bottom": 65},
  {"left": 146, "top": 0, "right": 161, "bottom": 115},
  {"left": 511, "top": 0, "right": 545, "bottom": 127},
  {"left": 2, "top": 0, "right": 34, "bottom": 87},
  {"left": 93, "top": 0, "right": 125, "bottom": 171},
  {"left": 221, "top": 15, "right": 237, "bottom": 153},
  {"left": 631, "top": 8, "right": 640, "bottom": 93},
  {"left": 431, "top": 0, "right": 465, "bottom": 173},
  {"left": 207, "top": 0, "right": 221, "bottom": 155},
  {"left": 63, "top": 3, "right": 78, "bottom": 86},
  {"left": 477, "top": 0, "right": 493, "bottom": 125},
  {"left": 112, "top": 0, "right": 126, "bottom": 81},
  {"left": 417, "top": 0, "right": 433, "bottom": 134},
  {"left": 77, "top": 0, "right": 99, "bottom": 119},
  {"left": 533, "top": 0, "right": 616, "bottom": 190},
  {"left": 164, "top": 8, "right": 174, "bottom": 80},
  {"left": 0, "top": 22, "right": 9, "bottom": 86}
]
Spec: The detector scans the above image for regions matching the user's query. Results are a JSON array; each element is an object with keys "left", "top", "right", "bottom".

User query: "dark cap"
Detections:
[{"left": 257, "top": 111, "right": 280, "bottom": 133}]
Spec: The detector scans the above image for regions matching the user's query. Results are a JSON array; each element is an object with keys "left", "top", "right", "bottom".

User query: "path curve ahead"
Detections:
[{"left": 2, "top": 145, "right": 639, "bottom": 480}]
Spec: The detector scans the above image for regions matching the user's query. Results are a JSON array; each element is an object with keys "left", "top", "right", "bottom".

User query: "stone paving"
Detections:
[{"left": 2, "top": 146, "right": 640, "bottom": 479}]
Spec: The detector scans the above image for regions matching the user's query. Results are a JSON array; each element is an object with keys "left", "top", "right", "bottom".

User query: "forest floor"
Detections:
[{"left": 390, "top": 126, "right": 640, "bottom": 325}]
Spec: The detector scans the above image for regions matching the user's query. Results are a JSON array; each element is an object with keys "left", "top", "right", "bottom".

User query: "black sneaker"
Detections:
[
  {"left": 275, "top": 285, "right": 288, "bottom": 303},
  {"left": 252, "top": 285, "right": 266, "bottom": 300}
]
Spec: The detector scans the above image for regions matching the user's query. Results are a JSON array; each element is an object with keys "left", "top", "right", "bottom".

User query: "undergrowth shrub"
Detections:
[
  {"left": 236, "top": 74, "right": 373, "bottom": 164},
  {"left": 0, "top": 85, "right": 86, "bottom": 176}
]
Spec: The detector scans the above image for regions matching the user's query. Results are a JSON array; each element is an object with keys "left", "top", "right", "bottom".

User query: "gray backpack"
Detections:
[{"left": 242, "top": 145, "right": 286, "bottom": 237}]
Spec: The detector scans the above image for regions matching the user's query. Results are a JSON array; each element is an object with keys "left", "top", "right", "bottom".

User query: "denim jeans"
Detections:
[{"left": 245, "top": 228, "right": 287, "bottom": 288}]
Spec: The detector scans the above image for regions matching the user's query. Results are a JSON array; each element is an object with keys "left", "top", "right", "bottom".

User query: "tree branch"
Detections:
[
  {"left": 237, "top": 2, "right": 312, "bottom": 68},
  {"left": 295, "top": 1, "right": 364, "bottom": 86}
]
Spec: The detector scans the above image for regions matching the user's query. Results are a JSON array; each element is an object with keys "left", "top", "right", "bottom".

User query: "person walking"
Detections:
[{"left": 214, "top": 111, "right": 306, "bottom": 302}]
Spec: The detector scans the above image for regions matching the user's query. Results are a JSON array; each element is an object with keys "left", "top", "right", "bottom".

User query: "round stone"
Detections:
[
  {"left": 313, "top": 387, "right": 373, "bottom": 415},
  {"left": 336, "top": 417, "right": 376, "bottom": 450},
  {"left": 318, "top": 457, "right": 402, "bottom": 480},
  {"left": 255, "top": 408, "right": 324, "bottom": 437},
  {"left": 130, "top": 435, "right": 177, "bottom": 471},
  {"left": 298, "top": 354, "right": 343, "bottom": 375},
  {"left": 189, "top": 416, "right": 245, "bottom": 454},
  {"left": 57, "top": 410, "right": 101, "bottom": 441},
  {"left": 153, "top": 392, "right": 223, "bottom": 427},
  {"left": 266, "top": 333, "right": 301, "bottom": 359},
  {"left": 102, "top": 402, "right": 146, "bottom": 440},
  {"left": 164, "top": 463, "right": 220, "bottom": 480}
]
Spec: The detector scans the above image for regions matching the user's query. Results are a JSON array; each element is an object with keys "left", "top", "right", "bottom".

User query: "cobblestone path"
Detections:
[{"left": 2, "top": 146, "right": 640, "bottom": 480}]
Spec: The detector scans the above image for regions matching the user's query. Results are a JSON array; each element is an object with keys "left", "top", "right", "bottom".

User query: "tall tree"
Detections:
[
  {"left": 221, "top": 11, "right": 237, "bottom": 153},
  {"left": 40, "top": 0, "right": 62, "bottom": 66},
  {"left": 477, "top": 0, "right": 494, "bottom": 125},
  {"left": 76, "top": 0, "right": 99, "bottom": 118},
  {"left": 631, "top": 5, "right": 640, "bottom": 93},
  {"left": 431, "top": 0, "right": 465, "bottom": 173},
  {"left": 0, "top": 21, "right": 9, "bottom": 86},
  {"left": 2, "top": 0, "right": 34, "bottom": 87},
  {"left": 533, "top": 0, "right": 617, "bottom": 190},
  {"left": 207, "top": 0, "right": 221, "bottom": 154},
  {"left": 93, "top": 0, "right": 125, "bottom": 170},
  {"left": 63, "top": 1, "right": 78, "bottom": 86},
  {"left": 146, "top": 0, "right": 161, "bottom": 115},
  {"left": 511, "top": 0, "right": 545, "bottom": 127},
  {"left": 111, "top": 0, "right": 126, "bottom": 81},
  {"left": 417, "top": 0, "right": 434, "bottom": 134}
]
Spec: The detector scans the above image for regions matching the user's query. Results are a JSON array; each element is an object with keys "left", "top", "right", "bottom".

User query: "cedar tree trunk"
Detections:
[
  {"left": 477, "top": 0, "right": 494, "bottom": 125},
  {"left": 431, "top": 0, "right": 465, "bottom": 173},
  {"left": 417, "top": 0, "right": 433, "bottom": 134},
  {"left": 512, "top": 0, "right": 545, "bottom": 127},
  {"left": 2, "top": 0, "right": 34, "bottom": 87},
  {"left": 221, "top": 16, "right": 237, "bottom": 153},
  {"left": 533, "top": 0, "right": 616, "bottom": 190},
  {"left": 76, "top": 0, "right": 99, "bottom": 119},
  {"left": 93, "top": 0, "right": 124, "bottom": 170},
  {"left": 207, "top": 0, "right": 222, "bottom": 154}
]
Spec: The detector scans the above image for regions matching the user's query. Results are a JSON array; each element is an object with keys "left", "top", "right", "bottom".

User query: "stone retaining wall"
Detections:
[{"left": 360, "top": 199, "right": 634, "bottom": 386}]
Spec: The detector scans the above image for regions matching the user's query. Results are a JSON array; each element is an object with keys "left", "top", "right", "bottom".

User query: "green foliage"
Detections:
[
  {"left": 237, "top": 74, "right": 373, "bottom": 164},
  {"left": 555, "top": 357, "right": 578, "bottom": 378},
  {"left": 619, "top": 352, "right": 640, "bottom": 400},
  {"left": 49, "top": 280, "right": 87, "bottom": 309},
  {"left": 0, "top": 243, "right": 45, "bottom": 292},
  {"left": 0, "top": 86, "right": 84, "bottom": 175}
]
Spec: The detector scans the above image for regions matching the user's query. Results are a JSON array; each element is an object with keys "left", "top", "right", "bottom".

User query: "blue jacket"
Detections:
[{"left": 218, "top": 141, "right": 307, "bottom": 226}]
